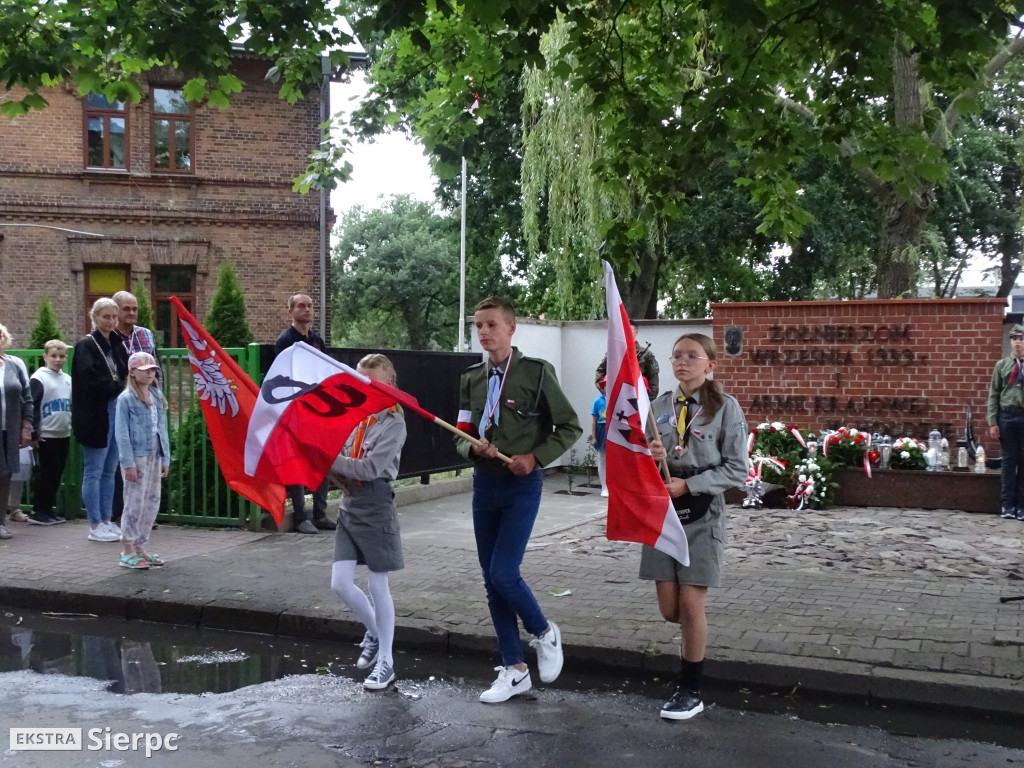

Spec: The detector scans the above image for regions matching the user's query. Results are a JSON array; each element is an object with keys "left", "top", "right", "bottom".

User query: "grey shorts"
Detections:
[
  {"left": 333, "top": 479, "right": 404, "bottom": 572},
  {"left": 639, "top": 508, "right": 724, "bottom": 587}
]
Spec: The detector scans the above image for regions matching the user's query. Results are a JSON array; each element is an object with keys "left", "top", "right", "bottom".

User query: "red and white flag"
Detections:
[
  {"left": 602, "top": 261, "right": 689, "bottom": 565},
  {"left": 171, "top": 297, "right": 287, "bottom": 521},
  {"left": 245, "top": 343, "right": 401, "bottom": 493}
]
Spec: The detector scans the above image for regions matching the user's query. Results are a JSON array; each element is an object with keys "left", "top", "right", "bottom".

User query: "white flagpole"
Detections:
[{"left": 458, "top": 155, "right": 467, "bottom": 352}]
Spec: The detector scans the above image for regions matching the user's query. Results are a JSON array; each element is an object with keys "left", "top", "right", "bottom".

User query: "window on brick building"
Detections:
[
  {"left": 83, "top": 265, "right": 129, "bottom": 333},
  {"left": 151, "top": 88, "right": 193, "bottom": 173},
  {"left": 153, "top": 266, "right": 196, "bottom": 347},
  {"left": 84, "top": 94, "right": 128, "bottom": 169}
]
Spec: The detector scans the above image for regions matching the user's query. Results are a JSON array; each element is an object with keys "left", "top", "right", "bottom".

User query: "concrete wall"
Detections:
[{"left": 469, "top": 317, "right": 711, "bottom": 466}]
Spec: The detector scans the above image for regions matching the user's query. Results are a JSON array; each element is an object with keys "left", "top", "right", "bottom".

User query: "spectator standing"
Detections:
[
  {"left": 274, "top": 293, "right": 334, "bottom": 534},
  {"left": 588, "top": 377, "right": 608, "bottom": 497},
  {"left": 114, "top": 352, "right": 170, "bottom": 569},
  {"left": 0, "top": 323, "right": 33, "bottom": 540},
  {"left": 72, "top": 298, "right": 128, "bottom": 543},
  {"left": 28, "top": 340, "right": 72, "bottom": 525},
  {"left": 111, "top": 290, "right": 159, "bottom": 527}
]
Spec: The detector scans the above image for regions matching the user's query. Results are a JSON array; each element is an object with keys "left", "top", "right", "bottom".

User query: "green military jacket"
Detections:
[
  {"left": 986, "top": 357, "right": 1024, "bottom": 425},
  {"left": 456, "top": 348, "right": 582, "bottom": 470}
]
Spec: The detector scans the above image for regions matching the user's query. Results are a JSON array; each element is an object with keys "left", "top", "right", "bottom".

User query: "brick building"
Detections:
[{"left": 0, "top": 52, "right": 334, "bottom": 346}]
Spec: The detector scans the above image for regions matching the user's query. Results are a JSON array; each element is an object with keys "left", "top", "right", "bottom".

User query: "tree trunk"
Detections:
[
  {"left": 875, "top": 192, "right": 931, "bottom": 298},
  {"left": 618, "top": 230, "right": 663, "bottom": 318},
  {"left": 874, "top": 44, "right": 930, "bottom": 299},
  {"left": 997, "top": 162, "right": 1023, "bottom": 298}
]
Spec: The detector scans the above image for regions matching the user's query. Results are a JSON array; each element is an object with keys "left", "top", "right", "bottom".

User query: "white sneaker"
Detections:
[
  {"left": 87, "top": 526, "right": 119, "bottom": 542},
  {"left": 104, "top": 521, "right": 122, "bottom": 538},
  {"left": 529, "top": 621, "right": 564, "bottom": 683},
  {"left": 479, "top": 666, "right": 532, "bottom": 703}
]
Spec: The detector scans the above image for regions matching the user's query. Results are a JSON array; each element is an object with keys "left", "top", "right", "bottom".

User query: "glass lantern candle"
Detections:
[{"left": 880, "top": 435, "right": 892, "bottom": 470}]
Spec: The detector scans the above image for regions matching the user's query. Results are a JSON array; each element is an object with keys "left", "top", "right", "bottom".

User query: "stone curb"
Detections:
[{"left": 4, "top": 582, "right": 1021, "bottom": 718}]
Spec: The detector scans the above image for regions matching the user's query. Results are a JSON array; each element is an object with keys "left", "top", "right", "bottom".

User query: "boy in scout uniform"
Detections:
[
  {"left": 987, "top": 323, "right": 1024, "bottom": 520},
  {"left": 455, "top": 296, "right": 582, "bottom": 703}
]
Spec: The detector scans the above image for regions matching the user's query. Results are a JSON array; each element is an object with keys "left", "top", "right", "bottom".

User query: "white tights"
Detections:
[{"left": 330, "top": 560, "right": 396, "bottom": 665}]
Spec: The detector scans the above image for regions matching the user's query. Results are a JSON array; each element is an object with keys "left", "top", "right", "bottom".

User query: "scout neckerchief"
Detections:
[
  {"left": 673, "top": 394, "right": 702, "bottom": 453},
  {"left": 1009, "top": 358, "right": 1024, "bottom": 388},
  {"left": 350, "top": 406, "right": 400, "bottom": 459},
  {"left": 479, "top": 355, "right": 512, "bottom": 437}
]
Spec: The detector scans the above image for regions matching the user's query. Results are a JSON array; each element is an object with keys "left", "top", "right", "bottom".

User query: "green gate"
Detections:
[{"left": 8, "top": 344, "right": 265, "bottom": 528}]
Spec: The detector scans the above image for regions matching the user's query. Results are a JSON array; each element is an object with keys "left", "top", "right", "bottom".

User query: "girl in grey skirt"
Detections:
[
  {"left": 644, "top": 333, "right": 748, "bottom": 721},
  {"left": 328, "top": 354, "right": 407, "bottom": 691}
]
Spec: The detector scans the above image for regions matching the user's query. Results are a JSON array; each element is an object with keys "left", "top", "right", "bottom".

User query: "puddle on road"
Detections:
[{"left": 0, "top": 607, "right": 1020, "bottom": 749}]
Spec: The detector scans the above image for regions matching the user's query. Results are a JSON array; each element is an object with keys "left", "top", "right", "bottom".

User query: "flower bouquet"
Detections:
[
  {"left": 822, "top": 427, "right": 869, "bottom": 469},
  {"left": 748, "top": 421, "right": 807, "bottom": 484},
  {"left": 787, "top": 456, "right": 836, "bottom": 510},
  {"left": 889, "top": 437, "right": 927, "bottom": 470}
]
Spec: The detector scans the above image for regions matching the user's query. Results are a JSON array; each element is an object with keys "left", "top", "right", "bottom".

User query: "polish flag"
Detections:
[{"left": 602, "top": 261, "right": 689, "bottom": 565}]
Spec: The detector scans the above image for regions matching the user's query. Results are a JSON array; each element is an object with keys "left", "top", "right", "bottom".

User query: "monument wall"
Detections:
[{"left": 711, "top": 299, "right": 1008, "bottom": 451}]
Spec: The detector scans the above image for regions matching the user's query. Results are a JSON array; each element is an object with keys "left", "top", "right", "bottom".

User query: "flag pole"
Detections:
[
  {"left": 645, "top": 411, "right": 672, "bottom": 482},
  {"left": 430, "top": 415, "right": 513, "bottom": 464},
  {"left": 458, "top": 155, "right": 467, "bottom": 352}
]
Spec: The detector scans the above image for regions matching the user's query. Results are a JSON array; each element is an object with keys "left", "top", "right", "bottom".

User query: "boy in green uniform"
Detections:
[
  {"left": 455, "top": 296, "right": 582, "bottom": 703},
  {"left": 987, "top": 323, "right": 1024, "bottom": 520}
]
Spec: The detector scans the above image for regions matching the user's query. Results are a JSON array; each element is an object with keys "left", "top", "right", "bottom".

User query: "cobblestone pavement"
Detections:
[
  {"left": 1, "top": 475, "right": 1022, "bottom": 715},
  {"left": 556, "top": 505, "right": 1024, "bottom": 582}
]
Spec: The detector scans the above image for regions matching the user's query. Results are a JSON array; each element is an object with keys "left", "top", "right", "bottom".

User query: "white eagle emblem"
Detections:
[{"left": 182, "top": 319, "right": 240, "bottom": 417}]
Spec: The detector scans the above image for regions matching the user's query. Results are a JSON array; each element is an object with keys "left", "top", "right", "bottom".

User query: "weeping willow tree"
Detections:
[{"left": 520, "top": 16, "right": 667, "bottom": 319}]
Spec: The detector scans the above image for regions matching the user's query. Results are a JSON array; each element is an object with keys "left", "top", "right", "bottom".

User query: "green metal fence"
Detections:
[{"left": 8, "top": 344, "right": 264, "bottom": 529}]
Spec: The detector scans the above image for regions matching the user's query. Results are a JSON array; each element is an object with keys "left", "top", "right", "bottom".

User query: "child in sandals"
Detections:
[{"left": 114, "top": 352, "right": 170, "bottom": 570}]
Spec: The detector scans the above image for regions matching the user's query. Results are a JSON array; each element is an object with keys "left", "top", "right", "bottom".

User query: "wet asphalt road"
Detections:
[{"left": 4, "top": 665, "right": 1024, "bottom": 768}]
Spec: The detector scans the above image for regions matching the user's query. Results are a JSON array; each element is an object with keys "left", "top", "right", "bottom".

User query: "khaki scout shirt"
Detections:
[
  {"left": 456, "top": 348, "right": 582, "bottom": 470},
  {"left": 986, "top": 357, "right": 1024, "bottom": 425},
  {"left": 649, "top": 387, "right": 749, "bottom": 496}
]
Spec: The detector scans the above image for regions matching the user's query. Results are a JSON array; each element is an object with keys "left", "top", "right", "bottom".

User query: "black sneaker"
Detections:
[
  {"left": 660, "top": 686, "right": 704, "bottom": 720},
  {"left": 1001, "top": 507, "right": 1017, "bottom": 519},
  {"left": 1016, "top": 508, "right": 1024, "bottom": 521},
  {"left": 313, "top": 517, "right": 336, "bottom": 530},
  {"left": 29, "top": 511, "right": 64, "bottom": 526}
]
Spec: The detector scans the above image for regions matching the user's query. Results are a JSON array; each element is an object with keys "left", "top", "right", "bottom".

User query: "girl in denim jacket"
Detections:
[{"left": 114, "top": 352, "right": 170, "bottom": 570}]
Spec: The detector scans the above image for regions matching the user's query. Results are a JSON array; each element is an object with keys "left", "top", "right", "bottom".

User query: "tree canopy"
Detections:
[
  {"left": 4, "top": 0, "right": 1024, "bottom": 311},
  {"left": 332, "top": 195, "right": 459, "bottom": 350}
]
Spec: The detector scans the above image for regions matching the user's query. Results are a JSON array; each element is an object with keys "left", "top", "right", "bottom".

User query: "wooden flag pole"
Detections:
[
  {"left": 432, "top": 416, "right": 514, "bottom": 464},
  {"left": 645, "top": 410, "right": 672, "bottom": 482}
]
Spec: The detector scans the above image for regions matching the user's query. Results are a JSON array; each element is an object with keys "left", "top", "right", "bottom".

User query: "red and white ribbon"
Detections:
[
  {"left": 790, "top": 427, "right": 806, "bottom": 447},
  {"left": 788, "top": 480, "right": 814, "bottom": 510}
]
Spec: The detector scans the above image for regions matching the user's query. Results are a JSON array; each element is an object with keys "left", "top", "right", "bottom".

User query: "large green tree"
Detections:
[
  {"left": 332, "top": 195, "right": 459, "bottom": 350},
  {"left": 5, "top": 0, "right": 1024, "bottom": 304}
]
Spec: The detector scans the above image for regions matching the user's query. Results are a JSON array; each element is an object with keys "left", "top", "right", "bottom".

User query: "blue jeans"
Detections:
[
  {"left": 997, "top": 410, "right": 1024, "bottom": 510},
  {"left": 81, "top": 400, "right": 120, "bottom": 525},
  {"left": 472, "top": 468, "right": 548, "bottom": 666}
]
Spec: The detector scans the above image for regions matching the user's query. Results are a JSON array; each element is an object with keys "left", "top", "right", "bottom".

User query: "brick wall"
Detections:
[
  {"left": 711, "top": 299, "right": 1007, "bottom": 451},
  {"left": 0, "top": 55, "right": 330, "bottom": 343}
]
